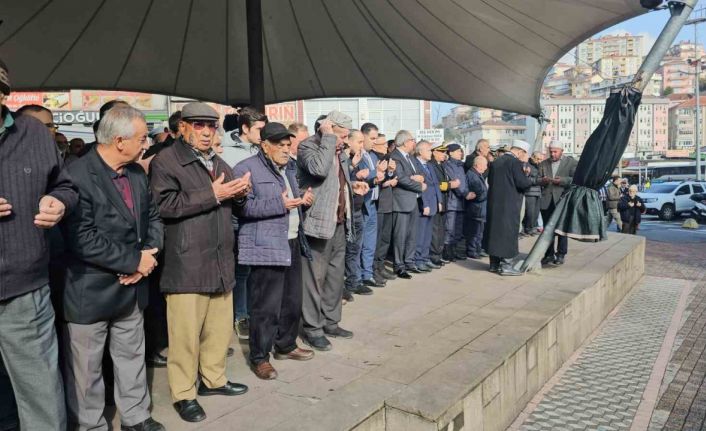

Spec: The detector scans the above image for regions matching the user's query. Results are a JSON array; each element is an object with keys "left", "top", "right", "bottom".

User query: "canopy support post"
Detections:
[
  {"left": 519, "top": 0, "right": 697, "bottom": 274},
  {"left": 632, "top": 0, "right": 697, "bottom": 93},
  {"left": 530, "top": 113, "right": 548, "bottom": 155},
  {"left": 246, "top": 0, "right": 265, "bottom": 111}
]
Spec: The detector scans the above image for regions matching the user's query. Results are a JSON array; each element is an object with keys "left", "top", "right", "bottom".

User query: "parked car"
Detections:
[
  {"left": 640, "top": 181, "right": 706, "bottom": 221},
  {"left": 691, "top": 193, "right": 706, "bottom": 222}
]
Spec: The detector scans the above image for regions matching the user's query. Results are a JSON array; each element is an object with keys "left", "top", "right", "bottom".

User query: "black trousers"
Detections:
[
  {"left": 466, "top": 219, "right": 485, "bottom": 256},
  {"left": 374, "top": 211, "right": 393, "bottom": 269},
  {"left": 247, "top": 240, "right": 302, "bottom": 365},
  {"left": 523, "top": 196, "right": 540, "bottom": 232},
  {"left": 392, "top": 210, "right": 419, "bottom": 271},
  {"left": 541, "top": 200, "right": 568, "bottom": 258},
  {"left": 430, "top": 212, "right": 446, "bottom": 262}
]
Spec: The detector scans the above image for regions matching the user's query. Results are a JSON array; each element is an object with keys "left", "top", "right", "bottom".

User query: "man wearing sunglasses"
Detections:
[{"left": 149, "top": 102, "right": 251, "bottom": 423}]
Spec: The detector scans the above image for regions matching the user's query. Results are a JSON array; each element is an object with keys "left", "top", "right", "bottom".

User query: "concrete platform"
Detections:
[{"left": 138, "top": 234, "right": 645, "bottom": 431}]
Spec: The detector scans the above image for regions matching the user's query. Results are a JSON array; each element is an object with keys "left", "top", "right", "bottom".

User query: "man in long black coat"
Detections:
[{"left": 485, "top": 140, "right": 535, "bottom": 276}]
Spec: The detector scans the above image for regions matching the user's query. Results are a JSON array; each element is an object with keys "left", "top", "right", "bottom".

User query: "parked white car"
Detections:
[{"left": 641, "top": 181, "right": 706, "bottom": 220}]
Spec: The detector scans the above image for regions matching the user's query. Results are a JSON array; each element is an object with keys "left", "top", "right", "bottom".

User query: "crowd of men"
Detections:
[{"left": 0, "top": 57, "right": 580, "bottom": 430}]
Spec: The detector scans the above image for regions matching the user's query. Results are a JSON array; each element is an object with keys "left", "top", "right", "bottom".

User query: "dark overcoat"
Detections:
[{"left": 485, "top": 153, "right": 533, "bottom": 258}]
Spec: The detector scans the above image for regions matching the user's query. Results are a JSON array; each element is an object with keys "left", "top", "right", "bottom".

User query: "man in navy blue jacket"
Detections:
[
  {"left": 413, "top": 141, "right": 443, "bottom": 271},
  {"left": 465, "top": 156, "right": 489, "bottom": 259},
  {"left": 443, "top": 144, "right": 468, "bottom": 261}
]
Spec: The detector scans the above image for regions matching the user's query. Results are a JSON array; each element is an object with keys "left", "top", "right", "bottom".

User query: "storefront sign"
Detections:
[
  {"left": 416, "top": 128, "right": 444, "bottom": 144},
  {"left": 53, "top": 110, "right": 100, "bottom": 125}
]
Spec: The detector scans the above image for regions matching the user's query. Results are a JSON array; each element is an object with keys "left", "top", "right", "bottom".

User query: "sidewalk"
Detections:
[{"left": 510, "top": 239, "right": 706, "bottom": 431}]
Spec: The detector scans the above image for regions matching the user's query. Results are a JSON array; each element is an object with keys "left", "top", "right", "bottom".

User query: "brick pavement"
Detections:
[
  {"left": 647, "top": 241, "right": 706, "bottom": 431},
  {"left": 514, "top": 239, "right": 706, "bottom": 431}
]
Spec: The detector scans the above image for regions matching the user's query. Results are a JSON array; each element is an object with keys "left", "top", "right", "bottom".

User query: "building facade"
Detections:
[
  {"left": 576, "top": 34, "right": 644, "bottom": 66},
  {"left": 668, "top": 95, "right": 706, "bottom": 152},
  {"left": 542, "top": 96, "right": 669, "bottom": 158}
]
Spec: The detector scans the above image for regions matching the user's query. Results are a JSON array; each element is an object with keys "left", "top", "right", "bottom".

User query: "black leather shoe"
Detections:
[
  {"left": 121, "top": 417, "right": 165, "bottom": 431},
  {"left": 363, "top": 278, "right": 385, "bottom": 288},
  {"left": 173, "top": 400, "right": 206, "bottom": 423},
  {"left": 146, "top": 352, "right": 167, "bottom": 368},
  {"left": 467, "top": 254, "right": 480, "bottom": 259},
  {"left": 541, "top": 256, "right": 555, "bottom": 265},
  {"left": 499, "top": 266, "right": 524, "bottom": 276},
  {"left": 381, "top": 267, "right": 397, "bottom": 279},
  {"left": 302, "top": 334, "right": 332, "bottom": 351},
  {"left": 198, "top": 381, "right": 248, "bottom": 397},
  {"left": 431, "top": 258, "right": 445, "bottom": 266},
  {"left": 396, "top": 270, "right": 412, "bottom": 279},
  {"left": 342, "top": 289, "right": 354, "bottom": 302},
  {"left": 349, "top": 284, "right": 374, "bottom": 295},
  {"left": 488, "top": 264, "right": 500, "bottom": 273},
  {"left": 324, "top": 326, "right": 354, "bottom": 339},
  {"left": 554, "top": 255, "right": 565, "bottom": 265},
  {"left": 454, "top": 254, "right": 468, "bottom": 261},
  {"left": 416, "top": 264, "right": 432, "bottom": 272},
  {"left": 425, "top": 262, "right": 441, "bottom": 270}
]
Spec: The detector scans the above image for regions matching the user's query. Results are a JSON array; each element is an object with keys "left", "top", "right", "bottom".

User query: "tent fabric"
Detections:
[
  {"left": 0, "top": 0, "right": 645, "bottom": 115},
  {"left": 553, "top": 87, "right": 642, "bottom": 241}
]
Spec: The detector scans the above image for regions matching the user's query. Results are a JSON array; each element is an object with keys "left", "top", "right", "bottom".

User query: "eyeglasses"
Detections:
[
  {"left": 185, "top": 120, "right": 218, "bottom": 131},
  {"left": 44, "top": 122, "right": 58, "bottom": 130}
]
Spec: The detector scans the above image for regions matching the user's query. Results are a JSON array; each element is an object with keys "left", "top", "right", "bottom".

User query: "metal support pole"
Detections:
[
  {"left": 632, "top": 0, "right": 698, "bottom": 93},
  {"left": 530, "top": 113, "right": 548, "bottom": 155},
  {"left": 246, "top": 0, "right": 265, "bottom": 111},
  {"left": 696, "top": 23, "right": 703, "bottom": 180},
  {"left": 520, "top": 0, "right": 698, "bottom": 274}
]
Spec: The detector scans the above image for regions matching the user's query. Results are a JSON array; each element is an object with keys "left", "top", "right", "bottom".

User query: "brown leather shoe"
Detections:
[
  {"left": 273, "top": 347, "right": 315, "bottom": 361},
  {"left": 252, "top": 361, "right": 278, "bottom": 380}
]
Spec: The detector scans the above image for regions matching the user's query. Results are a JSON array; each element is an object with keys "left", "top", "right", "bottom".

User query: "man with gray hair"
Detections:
[
  {"left": 62, "top": 105, "right": 165, "bottom": 431},
  {"left": 538, "top": 141, "right": 577, "bottom": 265},
  {"left": 298, "top": 111, "right": 367, "bottom": 351},
  {"left": 390, "top": 130, "right": 425, "bottom": 278}
]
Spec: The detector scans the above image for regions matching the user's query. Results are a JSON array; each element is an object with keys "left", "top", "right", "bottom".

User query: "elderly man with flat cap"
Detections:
[
  {"left": 297, "top": 110, "right": 368, "bottom": 351},
  {"left": 149, "top": 102, "right": 251, "bottom": 423},
  {"left": 485, "top": 140, "right": 537, "bottom": 276},
  {"left": 537, "top": 141, "right": 577, "bottom": 266}
]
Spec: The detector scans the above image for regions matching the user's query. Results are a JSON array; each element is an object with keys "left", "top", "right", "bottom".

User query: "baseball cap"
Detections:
[
  {"left": 261, "top": 122, "right": 295, "bottom": 142},
  {"left": 181, "top": 102, "right": 219, "bottom": 121},
  {"left": 325, "top": 110, "right": 353, "bottom": 129}
]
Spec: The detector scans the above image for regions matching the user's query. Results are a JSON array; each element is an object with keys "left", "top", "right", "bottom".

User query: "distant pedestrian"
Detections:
[
  {"left": 606, "top": 176, "right": 623, "bottom": 232},
  {"left": 618, "top": 185, "right": 645, "bottom": 235}
]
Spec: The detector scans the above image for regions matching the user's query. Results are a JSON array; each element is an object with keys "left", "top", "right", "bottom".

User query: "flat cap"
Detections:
[
  {"left": 181, "top": 102, "right": 219, "bottom": 121},
  {"left": 325, "top": 110, "right": 353, "bottom": 129}
]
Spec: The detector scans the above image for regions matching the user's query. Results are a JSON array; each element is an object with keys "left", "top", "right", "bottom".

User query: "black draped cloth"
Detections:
[{"left": 553, "top": 87, "right": 642, "bottom": 241}]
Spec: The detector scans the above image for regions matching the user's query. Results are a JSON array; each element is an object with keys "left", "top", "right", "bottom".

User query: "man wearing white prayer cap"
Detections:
[
  {"left": 537, "top": 140, "right": 577, "bottom": 265},
  {"left": 483, "top": 139, "right": 537, "bottom": 276}
]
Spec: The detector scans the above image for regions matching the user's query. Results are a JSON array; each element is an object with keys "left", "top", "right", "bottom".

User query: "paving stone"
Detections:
[{"left": 519, "top": 276, "right": 684, "bottom": 430}]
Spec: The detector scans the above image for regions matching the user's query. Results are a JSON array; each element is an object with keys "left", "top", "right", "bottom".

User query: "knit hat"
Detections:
[{"left": 0, "top": 59, "right": 10, "bottom": 95}]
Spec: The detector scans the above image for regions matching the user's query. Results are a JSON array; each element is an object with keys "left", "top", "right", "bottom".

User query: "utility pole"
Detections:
[{"left": 687, "top": 16, "right": 706, "bottom": 180}]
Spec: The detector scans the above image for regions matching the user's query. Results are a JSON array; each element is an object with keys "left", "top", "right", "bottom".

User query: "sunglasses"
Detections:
[{"left": 185, "top": 120, "right": 218, "bottom": 131}]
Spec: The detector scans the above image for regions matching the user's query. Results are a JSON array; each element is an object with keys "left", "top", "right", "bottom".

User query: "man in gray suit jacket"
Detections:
[
  {"left": 297, "top": 111, "right": 368, "bottom": 352},
  {"left": 538, "top": 141, "right": 577, "bottom": 265},
  {"left": 390, "top": 131, "right": 425, "bottom": 278}
]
